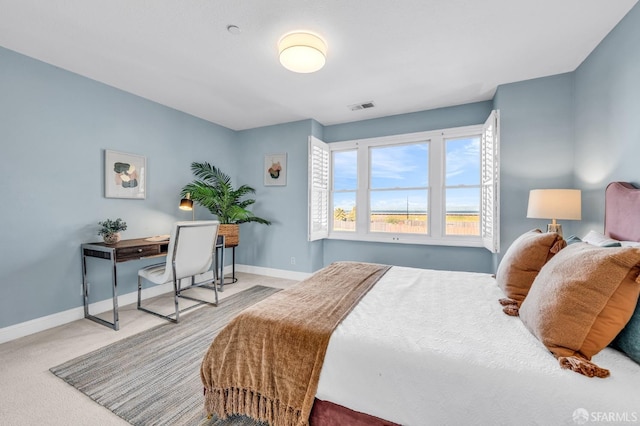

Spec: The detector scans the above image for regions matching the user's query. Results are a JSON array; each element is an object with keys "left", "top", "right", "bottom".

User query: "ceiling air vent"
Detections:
[{"left": 348, "top": 101, "right": 375, "bottom": 111}]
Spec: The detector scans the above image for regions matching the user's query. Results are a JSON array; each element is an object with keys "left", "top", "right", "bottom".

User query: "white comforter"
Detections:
[{"left": 316, "top": 266, "right": 640, "bottom": 425}]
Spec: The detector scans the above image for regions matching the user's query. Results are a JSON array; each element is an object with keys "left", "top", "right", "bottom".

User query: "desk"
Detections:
[{"left": 81, "top": 236, "right": 224, "bottom": 330}]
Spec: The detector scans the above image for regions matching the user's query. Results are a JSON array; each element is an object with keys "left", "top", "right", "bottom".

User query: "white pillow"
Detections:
[
  {"left": 620, "top": 241, "right": 640, "bottom": 248},
  {"left": 582, "top": 230, "right": 621, "bottom": 247}
]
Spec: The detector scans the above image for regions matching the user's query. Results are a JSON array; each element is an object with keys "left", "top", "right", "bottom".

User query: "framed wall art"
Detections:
[
  {"left": 104, "top": 150, "right": 146, "bottom": 199},
  {"left": 264, "top": 153, "right": 287, "bottom": 186}
]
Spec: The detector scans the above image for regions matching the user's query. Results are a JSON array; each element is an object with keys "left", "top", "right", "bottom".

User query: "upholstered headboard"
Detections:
[{"left": 605, "top": 182, "right": 640, "bottom": 242}]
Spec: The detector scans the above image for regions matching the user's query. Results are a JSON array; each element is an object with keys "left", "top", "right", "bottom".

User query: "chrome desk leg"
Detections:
[
  {"left": 81, "top": 245, "right": 119, "bottom": 331},
  {"left": 110, "top": 256, "right": 119, "bottom": 330},
  {"left": 82, "top": 248, "right": 90, "bottom": 319}
]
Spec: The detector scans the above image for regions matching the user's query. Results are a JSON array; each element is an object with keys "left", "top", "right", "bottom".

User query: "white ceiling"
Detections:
[{"left": 0, "top": 0, "right": 637, "bottom": 131}]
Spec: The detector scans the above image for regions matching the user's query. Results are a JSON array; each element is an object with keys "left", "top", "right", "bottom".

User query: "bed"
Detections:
[{"left": 201, "top": 181, "right": 640, "bottom": 426}]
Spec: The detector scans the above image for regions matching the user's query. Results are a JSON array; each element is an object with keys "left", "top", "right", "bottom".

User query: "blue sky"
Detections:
[{"left": 333, "top": 137, "right": 480, "bottom": 212}]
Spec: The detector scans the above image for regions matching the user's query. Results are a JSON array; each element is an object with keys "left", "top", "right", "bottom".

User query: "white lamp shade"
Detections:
[
  {"left": 278, "top": 32, "right": 327, "bottom": 73},
  {"left": 527, "top": 189, "right": 582, "bottom": 220}
]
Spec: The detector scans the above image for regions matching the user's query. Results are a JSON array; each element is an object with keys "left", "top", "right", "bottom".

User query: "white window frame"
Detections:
[{"left": 308, "top": 111, "right": 500, "bottom": 251}]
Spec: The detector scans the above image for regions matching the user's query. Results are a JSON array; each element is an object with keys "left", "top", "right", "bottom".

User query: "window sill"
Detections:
[{"left": 327, "top": 232, "right": 485, "bottom": 248}]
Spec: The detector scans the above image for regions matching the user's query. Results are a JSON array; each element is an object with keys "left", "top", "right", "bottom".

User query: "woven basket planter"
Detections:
[{"left": 219, "top": 224, "right": 239, "bottom": 247}]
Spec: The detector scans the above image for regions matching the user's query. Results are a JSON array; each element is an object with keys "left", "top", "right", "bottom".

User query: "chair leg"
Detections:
[
  {"left": 137, "top": 275, "right": 179, "bottom": 324},
  {"left": 173, "top": 277, "right": 180, "bottom": 323},
  {"left": 138, "top": 273, "right": 218, "bottom": 324}
]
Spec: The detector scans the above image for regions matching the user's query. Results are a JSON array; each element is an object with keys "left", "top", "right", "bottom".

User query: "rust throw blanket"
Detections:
[{"left": 200, "top": 261, "right": 391, "bottom": 426}]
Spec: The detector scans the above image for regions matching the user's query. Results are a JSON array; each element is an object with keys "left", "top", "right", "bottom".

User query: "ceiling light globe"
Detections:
[{"left": 278, "top": 32, "right": 327, "bottom": 73}]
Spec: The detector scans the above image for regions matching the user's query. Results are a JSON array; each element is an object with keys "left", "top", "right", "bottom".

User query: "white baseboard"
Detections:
[
  {"left": 0, "top": 281, "right": 174, "bottom": 345},
  {"left": 0, "top": 265, "right": 309, "bottom": 345},
  {"left": 0, "top": 306, "right": 84, "bottom": 346},
  {"left": 236, "top": 264, "right": 312, "bottom": 281}
]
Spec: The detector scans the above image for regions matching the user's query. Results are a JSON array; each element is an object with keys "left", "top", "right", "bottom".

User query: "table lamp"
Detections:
[
  {"left": 179, "top": 192, "right": 195, "bottom": 220},
  {"left": 526, "top": 189, "right": 581, "bottom": 237}
]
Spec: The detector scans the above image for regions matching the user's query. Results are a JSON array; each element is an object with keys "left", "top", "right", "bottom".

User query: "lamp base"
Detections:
[{"left": 547, "top": 223, "right": 563, "bottom": 237}]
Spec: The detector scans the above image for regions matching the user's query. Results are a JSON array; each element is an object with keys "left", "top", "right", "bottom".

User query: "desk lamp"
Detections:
[
  {"left": 527, "top": 189, "right": 581, "bottom": 237},
  {"left": 179, "top": 192, "right": 195, "bottom": 220}
]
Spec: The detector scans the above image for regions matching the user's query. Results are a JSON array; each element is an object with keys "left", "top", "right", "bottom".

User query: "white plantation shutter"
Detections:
[
  {"left": 481, "top": 110, "right": 500, "bottom": 253},
  {"left": 308, "top": 136, "right": 330, "bottom": 241}
]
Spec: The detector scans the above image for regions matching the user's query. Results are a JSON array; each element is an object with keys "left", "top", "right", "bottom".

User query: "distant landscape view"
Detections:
[
  {"left": 332, "top": 136, "right": 482, "bottom": 237},
  {"left": 333, "top": 208, "right": 480, "bottom": 235}
]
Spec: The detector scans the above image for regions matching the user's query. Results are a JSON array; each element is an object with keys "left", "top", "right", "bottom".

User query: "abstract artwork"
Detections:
[
  {"left": 264, "top": 153, "right": 287, "bottom": 186},
  {"left": 104, "top": 150, "right": 146, "bottom": 199}
]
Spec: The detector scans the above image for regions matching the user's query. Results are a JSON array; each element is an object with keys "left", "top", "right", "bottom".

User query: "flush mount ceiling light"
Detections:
[{"left": 278, "top": 31, "right": 327, "bottom": 73}]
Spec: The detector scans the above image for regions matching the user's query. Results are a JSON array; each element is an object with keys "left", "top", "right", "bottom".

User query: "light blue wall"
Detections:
[
  {"left": 493, "top": 73, "right": 576, "bottom": 253},
  {"left": 573, "top": 3, "right": 640, "bottom": 233},
  {"left": 234, "top": 120, "right": 320, "bottom": 273},
  {"left": 0, "top": 47, "right": 236, "bottom": 328},
  {"left": 2, "top": 1, "right": 639, "bottom": 331},
  {"left": 323, "top": 101, "right": 493, "bottom": 142}
]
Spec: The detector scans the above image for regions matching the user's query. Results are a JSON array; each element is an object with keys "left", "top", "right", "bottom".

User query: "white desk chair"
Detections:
[{"left": 137, "top": 220, "right": 220, "bottom": 323}]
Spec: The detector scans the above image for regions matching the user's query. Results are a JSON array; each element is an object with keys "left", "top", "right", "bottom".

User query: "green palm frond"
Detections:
[{"left": 181, "top": 162, "right": 271, "bottom": 225}]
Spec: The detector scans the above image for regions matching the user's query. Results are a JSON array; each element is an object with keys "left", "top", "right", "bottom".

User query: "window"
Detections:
[
  {"left": 445, "top": 136, "right": 480, "bottom": 236},
  {"left": 370, "top": 143, "right": 429, "bottom": 234},
  {"left": 308, "top": 110, "right": 499, "bottom": 252},
  {"left": 332, "top": 150, "right": 357, "bottom": 232}
]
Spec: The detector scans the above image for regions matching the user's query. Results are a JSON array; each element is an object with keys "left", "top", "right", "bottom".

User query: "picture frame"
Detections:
[
  {"left": 104, "top": 150, "right": 146, "bottom": 199},
  {"left": 264, "top": 153, "right": 287, "bottom": 186}
]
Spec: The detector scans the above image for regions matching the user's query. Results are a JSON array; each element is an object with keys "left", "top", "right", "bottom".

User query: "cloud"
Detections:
[
  {"left": 445, "top": 137, "right": 480, "bottom": 183},
  {"left": 371, "top": 144, "right": 428, "bottom": 185}
]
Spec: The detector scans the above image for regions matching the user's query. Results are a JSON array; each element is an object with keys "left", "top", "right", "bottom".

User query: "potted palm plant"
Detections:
[{"left": 181, "top": 162, "right": 271, "bottom": 247}]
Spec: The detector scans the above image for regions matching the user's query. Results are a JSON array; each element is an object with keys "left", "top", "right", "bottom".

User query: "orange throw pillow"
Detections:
[
  {"left": 519, "top": 243, "right": 640, "bottom": 377},
  {"left": 496, "top": 229, "right": 566, "bottom": 306}
]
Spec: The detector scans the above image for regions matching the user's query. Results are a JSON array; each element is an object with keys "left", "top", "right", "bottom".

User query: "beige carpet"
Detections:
[{"left": 0, "top": 273, "right": 297, "bottom": 426}]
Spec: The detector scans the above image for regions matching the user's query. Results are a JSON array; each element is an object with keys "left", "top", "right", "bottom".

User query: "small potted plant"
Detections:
[{"left": 98, "top": 218, "right": 127, "bottom": 244}]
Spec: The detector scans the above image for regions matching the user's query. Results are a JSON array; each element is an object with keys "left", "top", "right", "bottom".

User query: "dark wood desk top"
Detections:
[
  {"left": 83, "top": 237, "right": 169, "bottom": 263},
  {"left": 82, "top": 236, "right": 229, "bottom": 263},
  {"left": 87, "top": 237, "right": 168, "bottom": 249}
]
